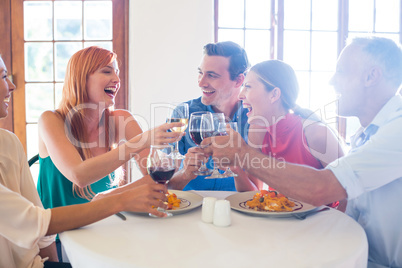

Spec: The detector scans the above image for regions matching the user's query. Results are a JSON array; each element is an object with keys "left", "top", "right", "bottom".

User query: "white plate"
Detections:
[
  {"left": 126, "top": 190, "right": 203, "bottom": 216},
  {"left": 166, "top": 190, "right": 203, "bottom": 215},
  {"left": 225, "top": 191, "right": 316, "bottom": 218}
]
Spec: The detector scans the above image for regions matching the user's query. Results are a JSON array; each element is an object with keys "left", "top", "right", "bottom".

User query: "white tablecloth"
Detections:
[{"left": 60, "top": 191, "right": 368, "bottom": 268}]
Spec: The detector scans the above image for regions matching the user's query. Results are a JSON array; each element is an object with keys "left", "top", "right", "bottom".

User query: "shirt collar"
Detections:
[
  {"left": 206, "top": 101, "right": 244, "bottom": 122},
  {"left": 368, "top": 95, "right": 402, "bottom": 129},
  {"left": 351, "top": 95, "right": 402, "bottom": 147}
]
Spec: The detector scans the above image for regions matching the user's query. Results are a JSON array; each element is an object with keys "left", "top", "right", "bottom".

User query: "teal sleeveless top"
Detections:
[{"left": 37, "top": 156, "right": 115, "bottom": 209}]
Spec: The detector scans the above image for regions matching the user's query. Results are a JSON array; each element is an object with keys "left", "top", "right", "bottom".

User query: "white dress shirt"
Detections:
[
  {"left": 327, "top": 95, "right": 402, "bottom": 268},
  {"left": 0, "top": 129, "right": 55, "bottom": 268}
]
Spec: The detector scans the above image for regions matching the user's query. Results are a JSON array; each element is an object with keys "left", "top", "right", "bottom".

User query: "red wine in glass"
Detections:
[
  {"left": 189, "top": 111, "right": 214, "bottom": 175},
  {"left": 201, "top": 130, "right": 215, "bottom": 139},
  {"left": 148, "top": 167, "right": 175, "bottom": 184},
  {"left": 190, "top": 130, "right": 203, "bottom": 145},
  {"left": 213, "top": 132, "right": 228, "bottom": 137},
  {"left": 147, "top": 144, "right": 175, "bottom": 217},
  {"left": 191, "top": 130, "right": 225, "bottom": 146}
]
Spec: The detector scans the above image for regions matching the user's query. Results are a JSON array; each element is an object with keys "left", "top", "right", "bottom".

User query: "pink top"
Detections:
[
  {"left": 261, "top": 113, "right": 339, "bottom": 208},
  {"left": 262, "top": 113, "right": 322, "bottom": 169}
]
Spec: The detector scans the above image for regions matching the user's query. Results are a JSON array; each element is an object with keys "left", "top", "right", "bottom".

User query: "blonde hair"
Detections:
[{"left": 57, "top": 46, "right": 120, "bottom": 199}]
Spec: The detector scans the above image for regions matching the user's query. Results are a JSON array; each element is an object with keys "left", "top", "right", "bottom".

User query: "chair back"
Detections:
[{"left": 28, "top": 154, "right": 39, "bottom": 167}]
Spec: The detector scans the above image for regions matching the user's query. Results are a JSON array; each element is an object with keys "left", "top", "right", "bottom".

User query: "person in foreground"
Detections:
[
  {"left": 37, "top": 46, "right": 183, "bottom": 208},
  {"left": 203, "top": 36, "right": 402, "bottom": 267},
  {"left": 0, "top": 55, "right": 169, "bottom": 268},
  {"left": 168, "top": 41, "right": 250, "bottom": 191},
  {"left": 234, "top": 60, "right": 344, "bottom": 206}
]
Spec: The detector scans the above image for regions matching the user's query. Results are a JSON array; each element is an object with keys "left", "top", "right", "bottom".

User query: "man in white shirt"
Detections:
[{"left": 203, "top": 36, "right": 402, "bottom": 267}]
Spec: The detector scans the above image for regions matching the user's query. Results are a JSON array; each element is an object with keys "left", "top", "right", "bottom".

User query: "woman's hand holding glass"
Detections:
[
  {"left": 147, "top": 144, "right": 176, "bottom": 217},
  {"left": 127, "top": 122, "right": 185, "bottom": 151},
  {"left": 95, "top": 183, "right": 168, "bottom": 217}
]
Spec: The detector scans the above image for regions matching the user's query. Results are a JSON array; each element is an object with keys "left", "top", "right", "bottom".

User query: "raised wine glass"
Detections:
[
  {"left": 204, "top": 113, "right": 227, "bottom": 179},
  {"left": 167, "top": 103, "right": 189, "bottom": 160},
  {"left": 220, "top": 122, "right": 239, "bottom": 178},
  {"left": 147, "top": 144, "right": 175, "bottom": 217},
  {"left": 189, "top": 111, "right": 213, "bottom": 176}
]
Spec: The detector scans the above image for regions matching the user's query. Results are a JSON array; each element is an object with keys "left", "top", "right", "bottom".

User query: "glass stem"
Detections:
[
  {"left": 174, "top": 141, "right": 179, "bottom": 152},
  {"left": 213, "top": 160, "right": 218, "bottom": 172},
  {"left": 199, "top": 161, "right": 206, "bottom": 171}
]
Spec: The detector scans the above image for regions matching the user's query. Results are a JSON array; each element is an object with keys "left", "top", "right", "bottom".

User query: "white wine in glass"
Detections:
[
  {"left": 167, "top": 103, "right": 189, "bottom": 159},
  {"left": 168, "top": 118, "right": 189, "bottom": 133}
]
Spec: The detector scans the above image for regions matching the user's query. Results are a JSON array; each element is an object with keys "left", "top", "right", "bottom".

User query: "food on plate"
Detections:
[
  {"left": 246, "top": 190, "right": 295, "bottom": 212},
  {"left": 167, "top": 192, "right": 181, "bottom": 210}
]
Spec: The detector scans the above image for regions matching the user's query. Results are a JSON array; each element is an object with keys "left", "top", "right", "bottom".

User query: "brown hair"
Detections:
[
  {"left": 250, "top": 60, "right": 320, "bottom": 121},
  {"left": 203, "top": 41, "right": 250, "bottom": 81}
]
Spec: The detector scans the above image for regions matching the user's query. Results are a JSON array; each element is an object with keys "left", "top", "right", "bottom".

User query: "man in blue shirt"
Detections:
[
  {"left": 203, "top": 37, "right": 402, "bottom": 267},
  {"left": 169, "top": 41, "right": 250, "bottom": 191}
]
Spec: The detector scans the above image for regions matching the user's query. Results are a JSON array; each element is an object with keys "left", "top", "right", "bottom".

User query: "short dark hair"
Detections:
[
  {"left": 351, "top": 36, "right": 402, "bottom": 88},
  {"left": 203, "top": 41, "right": 250, "bottom": 81}
]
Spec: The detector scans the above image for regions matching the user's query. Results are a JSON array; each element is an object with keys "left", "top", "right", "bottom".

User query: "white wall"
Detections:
[{"left": 129, "top": 0, "right": 214, "bottom": 130}]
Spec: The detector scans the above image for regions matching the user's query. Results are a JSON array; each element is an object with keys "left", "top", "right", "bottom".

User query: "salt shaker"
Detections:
[
  {"left": 202, "top": 197, "right": 217, "bottom": 223},
  {"left": 213, "top": 200, "right": 231, "bottom": 227}
]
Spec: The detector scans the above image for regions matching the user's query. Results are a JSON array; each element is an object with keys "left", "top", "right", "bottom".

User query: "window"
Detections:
[
  {"left": 3, "top": 0, "right": 128, "bottom": 182},
  {"left": 216, "top": 0, "right": 402, "bottom": 142},
  {"left": 23, "top": 0, "right": 114, "bottom": 160}
]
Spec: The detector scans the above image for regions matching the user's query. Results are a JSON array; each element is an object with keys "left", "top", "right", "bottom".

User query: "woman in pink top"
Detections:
[{"left": 233, "top": 60, "right": 344, "bottom": 209}]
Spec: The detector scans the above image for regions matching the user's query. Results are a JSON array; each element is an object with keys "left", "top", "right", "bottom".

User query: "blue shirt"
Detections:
[
  {"left": 174, "top": 97, "right": 249, "bottom": 191},
  {"left": 327, "top": 95, "right": 402, "bottom": 268}
]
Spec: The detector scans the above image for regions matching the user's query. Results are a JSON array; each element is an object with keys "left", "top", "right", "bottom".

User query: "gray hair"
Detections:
[{"left": 350, "top": 36, "right": 402, "bottom": 88}]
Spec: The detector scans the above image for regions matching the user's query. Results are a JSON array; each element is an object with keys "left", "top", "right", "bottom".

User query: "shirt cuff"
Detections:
[
  {"left": 326, "top": 157, "right": 365, "bottom": 200},
  {"left": 38, "top": 209, "right": 56, "bottom": 249}
]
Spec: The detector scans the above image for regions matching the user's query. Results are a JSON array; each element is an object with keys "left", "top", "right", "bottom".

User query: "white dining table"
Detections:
[{"left": 60, "top": 191, "right": 368, "bottom": 268}]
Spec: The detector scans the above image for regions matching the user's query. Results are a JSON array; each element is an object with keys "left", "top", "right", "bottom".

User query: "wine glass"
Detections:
[
  {"left": 189, "top": 111, "right": 213, "bottom": 176},
  {"left": 221, "top": 122, "right": 239, "bottom": 178},
  {"left": 205, "top": 113, "right": 227, "bottom": 179},
  {"left": 147, "top": 144, "right": 175, "bottom": 217},
  {"left": 167, "top": 103, "right": 189, "bottom": 160}
]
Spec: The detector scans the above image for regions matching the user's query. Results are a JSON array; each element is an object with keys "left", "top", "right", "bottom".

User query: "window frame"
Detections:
[{"left": 0, "top": 0, "right": 129, "bottom": 152}]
